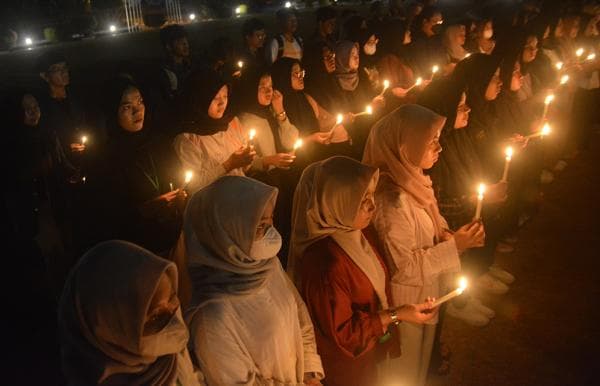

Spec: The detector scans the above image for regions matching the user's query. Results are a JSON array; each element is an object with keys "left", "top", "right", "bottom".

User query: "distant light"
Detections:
[
  {"left": 24, "top": 37, "right": 33, "bottom": 46},
  {"left": 235, "top": 6, "right": 242, "bottom": 14},
  {"left": 189, "top": 13, "right": 196, "bottom": 21},
  {"left": 285, "top": 1, "right": 292, "bottom": 8},
  {"left": 109, "top": 25, "right": 117, "bottom": 33}
]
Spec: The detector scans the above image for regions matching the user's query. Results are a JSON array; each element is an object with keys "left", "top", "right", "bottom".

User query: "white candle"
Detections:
[
  {"left": 169, "top": 182, "right": 174, "bottom": 191},
  {"left": 474, "top": 183, "right": 486, "bottom": 220},
  {"left": 248, "top": 128, "right": 256, "bottom": 147},
  {"left": 542, "top": 94, "right": 554, "bottom": 121},
  {"left": 407, "top": 77, "right": 423, "bottom": 92},
  {"left": 354, "top": 105, "right": 373, "bottom": 117},
  {"left": 501, "top": 147, "right": 513, "bottom": 183},
  {"left": 525, "top": 123, "right": 551, "bottom": 139},
  {"left": 432, "top": 277, "right": 468, "bottom": 307},
  {"left": 182, "top": 170, "right": 193, "bottom": 190},
  {"left": 378, "top": 79, "right": 390, "bottom": 97},
  {"left": 81, "top": 135, "right": 88, "bottom": 145},
  {"left": 330, "top": 114, "right": 343, "bottom": 132},
  {"left": 560, "top": 75, "right": 569, "bottom": 85},
  {"left": 586, "top": 53, "right": 596, "bottom": 61},
  {"left": 555, "top": 61, "right": 563, "bottom": 71},
  {"left": 431, "top": 64, "right": 439, "bottom": 79},
  {"left": 292, "top": 138, "right": 303, "bottom": 155},
  {"left": 237, "top": 60, "right": 244, "bottom": 69}
]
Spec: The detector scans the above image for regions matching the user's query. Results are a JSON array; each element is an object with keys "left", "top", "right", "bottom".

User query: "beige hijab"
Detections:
[
  {"left": 363, "top": 104, "right": 447, "bottom": 239},
  {"left": 58, "top": 240, "right": 194, "bottom": 386},
  {"left": 288, "top": 156, "right": 389, "bottom": 309},
  {"left": 444, "top": 25, "right": 468, "bottom": 61},
  {"left": 178, "top": 175, "right": 279, "bottom": 311}
]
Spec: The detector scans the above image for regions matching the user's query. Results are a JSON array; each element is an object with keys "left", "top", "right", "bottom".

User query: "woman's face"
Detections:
[
  {"left": 454, "top": 92, "right": 471, "bottom": 129},
  {"left": 510, "top": 61, "right": 523, "bottom": 91},
  {"left": 482, "top": 21, "right": 494, "bottom": 39},
  {"left": 208, "top": 85, "right": 228, "bottom": 119},
  {"left": 118, "top": 87, "right": 145, "bottom": 132},
  {"left": 522, "top": 36, "right": 538, "bottom": 63},
  {"left": 43, "top": 61, "right": 70, "bottom": 88},
  {"left": 22, "top": 94, "right": 41, "bottom": 127},
  {"left": 322, "top": 46, "right": 336, "bottom": 74},
  {"left": 255, "top": 199, "right": 274, "bottom": 240},
  {"left": 419, "top": 130, "right": 442, "bottom": 169},
  {"left": 257, "top": 75, "right": 273, "bottom": 106},
  {"left": 485, "top": 68, "right": 502, "bottom": 100},
  {"left": 455, "top": 25, "right": 466, "bottom": 46},
  {"left": 290, "top": 63, "right": 305, "bottom": 91},
  {"left": 349, "top": 45, "right": 360, "bottom": 70},
  {"left": 143, "top": 273, "right": 180, "bottom": 336},
  {"left": 363, "top": 34, "right": 378, "bottom": 56},
  {"left": 352, "top": 177, "right": 377, "bottom": 230}
]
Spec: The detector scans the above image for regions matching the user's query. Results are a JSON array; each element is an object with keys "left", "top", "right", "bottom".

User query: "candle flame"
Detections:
[
  {"left": 576, "top": 48, "right": 584, "bottom": 57},
  {"left": 383, "top": 80, "right": 390, "bottom": 89},
  {"left": 336, "top": 114, "right": 343, "bottom": 124},
  {"left": 457, "top": 277, "right": 468, "bottom": 293},
  {"left": 237, "top": 61, "right": 244, "bottom": 68},
  {"left": 560, "top": 74, "right": 569, "bottom": 85},
  {"left": 432, "top": 65, "right": 439, "bottom": 74},
  {"left": 544, "top": 94, "right": 555, "bottom": 105},
  {"left": 81, "top": 135, "right": 88, "bottom": 144},
  {"left": 293, "top": 138, "right": 303, "bottom": 150},
  {"left": 464, "top": 53, "right": 471, "bottom": 59},
  {"left": 415, "top": 77, "right": 423, "bottom": 86},
  {"left": 477, "top": 183, "right": 486, "bottom": 197},
  {"left": 587, "top": 53, "right": 596, "bottom": 61},
  {"left": 365, "top": 105, "right": 373, "bottom": 114},
  {"left": 555, "top": 61, "right": 563, "bottom": 70},
  {"left": 505, "top": 146, "right": 513, "bottom": 160},
  {"left": 541, "top": 123, "right": 551, "bottom": 136},
  {"left": 184, "top": 170, "right": 193, "bottom": 184},
  {"left": 249, "top": 128, "right": 256, "bottom": 140}
]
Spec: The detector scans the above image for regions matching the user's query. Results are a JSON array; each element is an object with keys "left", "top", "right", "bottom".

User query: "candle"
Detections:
[
  {"left": 292, "top": 138, "right": 303, "bottom": 155},
  {"left": 248, "top": 128, "right": 256, "bottom": 147},
  {"left": 169, "top": 182, "right": 174, "bottom": 191},
  {"left": 542, "top": 93, "right": 554, "bottom": 121},
  {"left": 182, "top": 170, "right": 193, "bottom": 190},
  {"left": 330, "top": 113, "right": 343, "bottom": 132},
  {"left": 555, "top": 61, "right": 563, "bottom": 71},
  {"left": 82, "top": 176, "right": 86, "bottom": 184},
  {"left": 407, "top": 77, "right": 423, "bottom": 92},
  {"left": 237, "top": 60, "right": 244, "bottom": 69},
  {"left": 378, "top": 79, "right": 390, "bottom": 97},
  {"left": 432, "top": 277, "right": 468, "bottom": 307},
  {"left": 354, "top": 105, "right": 373, "bottom": 117},
  {"left": 560, "top": 74, "right": 569, "bottom": 85},
  {"left": 501, "top": 146, "right": 513, "bottom": 183},
  {"left": 474, "top": 183, "right": 486, "bottom": 220},
  {"left": 576, "top": 48, "right": 584, "bottom": 59},
  {"left": 81, "top": 135, "right": 88, "bottom": 145},
  {"left": 464, "top": 53, "right": 471, "bottom": 59},
  {"left": 586, "top": 53, "right": 596, "bottom": 61},
  {"left": 525, "top": 122, "right": 551, "bottom": 139},
  {"left": 431, "top": 64, "right": 439, "bottom": 79}
]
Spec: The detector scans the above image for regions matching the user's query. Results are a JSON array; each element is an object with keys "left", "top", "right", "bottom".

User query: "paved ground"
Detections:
[{"left": 428, "top": 134, "right": 600, "bottom": 386}]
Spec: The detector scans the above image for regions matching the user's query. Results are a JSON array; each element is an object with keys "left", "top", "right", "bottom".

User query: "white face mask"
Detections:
[
  {"left": 483, "top": 29, "right": 494, "bottom": 39},
  {"left": 249, "top": 226, "right": 282, "bottom": 260},
  {"left": 139, "top": 307, "right": 188, "bottom": 358},
  {"left": 363, "top": 43, "right": 377, "bottom": 56}
]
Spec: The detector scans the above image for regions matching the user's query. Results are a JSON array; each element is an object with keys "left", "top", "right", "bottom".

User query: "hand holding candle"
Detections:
[
  {"left": 474, "top": 183, "right": 486, "bottom": 220},
  {"left": 432, "top": 277, "right": 468, "bottom": 307},
  {"left": 378, "top": 79, "right": 390, "bottom": 97},
  {"left": 353, "top": 105, "right": 373, "bottom": 117},
  {"left": 330, "top": 113, "right": 343, "bottom": 132},
  {"left": 560, "top": 74, "right": 569, "bottom": 85},
  {"left": 525, "top": 122, "right": 551, "bottom": 139},
  {"left": 292, "top": 138, "right": 303, "bottom": 155},
  {"left": 431, "top": 64, "right": 439, "bottom": 79},
  {"left": 248, "top": 128, "right": 256, "bottom": 147},
  {"left": 501, "top": 146, "right": 513, "bottom": 183},
  {"left": 81, "top": 135, "right": 88, "bottom": 146}
]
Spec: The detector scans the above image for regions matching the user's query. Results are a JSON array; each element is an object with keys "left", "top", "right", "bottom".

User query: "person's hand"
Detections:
[
  {"left": 70, "top": 143, "right": 85, "bottom": 152},
  {"left": 419, "top": 78, "right": 432, "bottom": 90},
  {"left": 343, "top": 112, "right": 355, "bottom": 124},
  {"left": 508, "top": 133, "right": 528, "bottom": 149},
  {"left": 372, "top": 95, "right": 386, "bottom": 109},
  {"left": 158, "top": 190, "right": 180, "bottom": 203},
  {"left": 223, "top": 146, "right": 256, "bottom": 172},
  {"left": 391, "top": 86, "right": 409, "bottom": 98},
  {"left": 453, "top": 220, "right": 485, "bottom": 253},
  {"left": 272, "top": 90, "right": 285, "bottom": 114},
  {"left": 395, "top": 299, "right": 437, "bottom": 324},
  {"left": 165, "top": 189, "right": 188, "bottom": 210},
  {"left": 487, "top": 181, "right": 508, "bottom": 204},
  {"left": 307, "top": 131, "right": 332, "bottom": 145},
  {"left": 263, "top": 153, "right": 296, "bottom": 169}
]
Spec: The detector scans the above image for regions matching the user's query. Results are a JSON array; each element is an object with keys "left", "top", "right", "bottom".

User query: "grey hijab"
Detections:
[{"left": 334, "top": 40, "right": 360, "bottom": 91}]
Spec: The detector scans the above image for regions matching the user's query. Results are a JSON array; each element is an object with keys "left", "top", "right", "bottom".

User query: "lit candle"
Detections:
[
  {"left": 555, "top": 61, "right": 563, "bottom": 71},
  {"left": 432, "top": 277, "right": 468, "bottom": 307},
  {"left": 378, "top": 79, "right": 390, "bottom": 97},
  {"left": 182, "top": 170, "right": 193, "bottom": 190},
  {"left": 354, "top": 105, "right": 373, "bottom": 117},
  {"left": 82, "top": 176, "right": 86, "bottom": 184},
  {"left": 501, "top": 146, "right": 513, "bottom": 183},
  {"left": 431, "top": 64, "right": 439, "bottom": 79},
  {"left": 586, "top": 53, "right": 596, "bottom": 61},
  {"left": 474, "top": 183, "right": 486, "bottom": 220},
  {"left": 292, "top": 138, "right": 303, "bottom": 155},
  {"left": 576, "top": 48, "right": 584, "bottom": 60},
  {"left": 407, "top": 77, "right": 423, "bottom": 92},
  {"left": 542, "top": 93, "right": 554, "bottom": 121},
  {"left": 248, "top": 128, "right": 256, "bottom": 147},
  {"left": 464, "top": 53, "right": 471, "bottom": 59},
  {"left": 81, "top": 135, "right": 88, "bottom": 145},
  {"left": 525, "top": 122, "right": 552, "bottom": 139},
  {"left": 237, "top": 60, "right": 244, "bottom": 69},
  {"left": 330, "top": 113, "right": 343, "bottom": 132},
  {"left": 560, "top": 74, "right": 569, "bottom": 85},
  {"left": 169, "top": 182, "right": 174, "bottom": 191}
]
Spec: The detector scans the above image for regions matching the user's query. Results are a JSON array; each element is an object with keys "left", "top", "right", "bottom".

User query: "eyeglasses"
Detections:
[{"left": 292, "top": 70, "right": 306, "bottom": 79}]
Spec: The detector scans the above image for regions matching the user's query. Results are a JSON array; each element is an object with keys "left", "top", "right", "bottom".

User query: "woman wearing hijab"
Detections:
[
  {"left": 288, "top": 156, "right": 436, "bottom": 386},
  {"left": 304, "top": 42, "right": 340, "bottom": 112},
  {"left": 443, "top": 24, "right": 469, "bottom": 70},
  {"left": 343, "top": 15, "right": 381, "bottom": 95},
  {"left": 466, "top": 19, "right": 496, "bottom": 55},
  {"left": 271, "top": 57, "right": 350, "bottom": 162},
  {"left": 58, "top": 240, "right": 200, "bottom": 386},
  {"left": 363, "top": 104, "right": 485, "bottom": 386},
  {"left": 173, "top": 70, "right": 256, "bottom": 194},
  {"left": 85, "top": 77, "right": 185, "bottom": 254},
  {"left": 173, "top": 176, "right": 324, "bottom": 385}
]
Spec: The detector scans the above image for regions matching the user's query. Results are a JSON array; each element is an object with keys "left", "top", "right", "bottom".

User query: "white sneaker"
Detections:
[
  {"left": 489, "top": 266, "right": 516, "bottom": 284},
  {"left": 447, "top": 301, "right": 490, "bottom": 326},
  {"left": 470, "top": 297, "right": 496, "bottom": 318},
  {"left": 476, "top": 273, "right": 509, "bottom": 295}
]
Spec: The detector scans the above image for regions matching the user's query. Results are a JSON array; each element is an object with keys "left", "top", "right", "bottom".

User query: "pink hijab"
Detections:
[{"left": 363, "top": 104, "right": 447, "bottom": 239}]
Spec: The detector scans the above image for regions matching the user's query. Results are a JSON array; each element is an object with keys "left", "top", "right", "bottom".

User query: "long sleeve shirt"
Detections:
[
  {"left": 188, "top": 262, "right": 323, "bottom": 386},
  {"left": 372, "top": 177, "right": 461, "bottom": 323}
]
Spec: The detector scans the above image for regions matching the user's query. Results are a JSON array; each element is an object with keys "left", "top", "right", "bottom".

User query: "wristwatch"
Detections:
[
  {"left": 276, "top": 111, "right": 287, "bottom": 120},
  {"left": 389, "top": 308, "right": 401, "bottom": 325}
]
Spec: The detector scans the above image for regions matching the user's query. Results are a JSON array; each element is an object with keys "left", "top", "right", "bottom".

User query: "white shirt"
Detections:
[
  {"left": 188, "top": 262, "right": 323, "bottom": 385},
  {"left": 268, "top": 36, "right": 303, "bottom": 64}
]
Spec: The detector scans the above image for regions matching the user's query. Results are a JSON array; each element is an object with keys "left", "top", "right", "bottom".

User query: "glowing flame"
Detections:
[
  {"left": 383, "top": 79, "right": 390, "bottom": 90},
  {"left": 541, "top": 123, "right": 551, "bottom": 137},
  {"left": 477, "top": 183, "right": 486, "bottom": 198},
  {"left": 415, "top": 77, "right": 423, "bottom": 86},
  {"left": 284, "top": 1, "right": 292, "bottom": 8},
  {"left": 237, "top": 60, "right": 244, "bottom": 69},
  {"left": 336, "top": 114, "right": 343, "bottom": 124},
  {"left": 544, "top": 94, "right": 555, "bottom": 105},
  {"left": 432, "top": 65, "right": 439, "bottom": 74},
  {"left": 576, "top": 48, "right": 584, "bottom": 57},
  {"left": 587, "top": 53, "right": 596, "bottom": 61},
  {"left": 184, "top": 170, "right": 193, "bottom": 184},
  {"left": 81, "top": 135, "right": 88, "bottom": 145},
  {"left": 505, "top": 146, "right": 513, "bottom": 161},
  {"left": 248, "top": 128, "right": 256, "bottom": 141},
  {"left": 457, "top": 277, "right": 468, "bottom": 293},
  {"left": 560, "top": 75, "right": 569, "bottom": 85},
  {"left": 293, "top": 138, "right": 303, "bottom": 150},
  {"left": 365, "top": 105, "right": 373, "bottom": 115},
  {"left": 555, "top": 61, "right": 563, "bottom": 70}
]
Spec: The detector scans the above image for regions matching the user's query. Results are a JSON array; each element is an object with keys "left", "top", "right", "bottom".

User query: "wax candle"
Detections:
[
  {"left": 292, "top": 138, "right": 303, "bottom": 155},
  {"left": 542, "top": 94, "right": 554, "bottom": 121},
  {"left": 431, "top": 64, "right": 439, "bottom": 79},
  {"left": 378, "top": 79, "right": 390, "bottom": 97},
  {"left": 81, "top": 135, "right": 88, "bottom": 145},
  {"left": 432, "top": 277, "right": 468, "bottom": 307},
  {"left": 248, "top": 128, "right": 256, "bottom": 147},
  {"left": 354, "top": 105, "right": 373, "bottom": 117},
  {"left": 555, "top": 61, "right": 563, "bottom": 71},
  {"left": 501, "top": 147, "right": 513, "bottom": 183},
  {"left": 586, "top": 53, "right": 596, "bottom": 61},
  {"left": 576, "top": 48, "right": 584, "bottom": 60},
  {"left": 330, "top": 114, "right": 343, "bottom": 132},
  {"left": 169, "top": 182, "right": 174, "bottom": 191},
  {"left": 560, "top": 74, "right": 569, "bottom": 85},
  {"left": 182, "top": 170, "right": 193, "bottom": 190},
  {"left": 526, "top": 123, "right": 551, "bottom": 139},
  {"left": 474, "top": 183, "right": 486, "bottom": 220},
  {"left": 407, "top": 77, "right": 423, "bottom": 92}
]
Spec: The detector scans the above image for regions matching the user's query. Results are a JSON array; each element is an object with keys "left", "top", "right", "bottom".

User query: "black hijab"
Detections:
[
  {"left": 378, "top": 19, "right": 409, "bottom": 58},
  {"left": 271, "top": 58, "right": 320, "bottom": 135},
  {"left": 304, "top": 42, "right": 339, "bottom": 112},
  {"left": 177, "top": 70, "right": 233, "bottom": 136}
]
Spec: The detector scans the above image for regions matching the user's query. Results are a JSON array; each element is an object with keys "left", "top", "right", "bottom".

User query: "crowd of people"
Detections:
[{"left": 3, "top": 0, "right": 600, "bottom": 385}]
